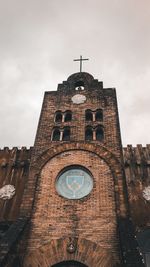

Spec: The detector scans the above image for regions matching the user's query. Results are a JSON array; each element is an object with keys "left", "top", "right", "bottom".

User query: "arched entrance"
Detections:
[
  {"left": 23, "top": 237, "right": 118, "bottom": 267},
  {"left": 52, "top": 261, "right": 88, "bottom": 267}
]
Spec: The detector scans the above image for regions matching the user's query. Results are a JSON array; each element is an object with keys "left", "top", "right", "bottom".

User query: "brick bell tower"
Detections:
[{"left": 21, "top": 71, "right": 145, "bottom": 267}]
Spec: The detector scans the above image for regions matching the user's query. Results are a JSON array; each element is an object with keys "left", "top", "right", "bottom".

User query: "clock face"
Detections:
[
  {"left": 56, "top": 167, "right": 93, "bottom": 199},
  {"left": 71, "top": 94, "right": 86, "bottom": 104}
]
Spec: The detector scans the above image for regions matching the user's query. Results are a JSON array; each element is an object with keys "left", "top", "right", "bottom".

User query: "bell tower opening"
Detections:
[{"left": 51, "top": 260, "right": 89, "bottom": 267}]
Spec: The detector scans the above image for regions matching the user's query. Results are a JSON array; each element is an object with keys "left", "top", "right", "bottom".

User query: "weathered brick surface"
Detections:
[
  {"left": 22, "top": 73, "right": 126, "bottom": 266},
  {"left": 123, "top": 145, "right": 150, "bottom": 229},
  {"left": 23, "top": 238, "right": 118, "bottom": 267},
  {"left": 33, "top": 85, "right": 122, "bottom": 160},
  {"left": 0, "top": 217, "right": 28, "bottom": 267},
  {"left": 0, "top": 72, "right": 147, "bottom": 267},
  {"left": 0, "top": 147, "right": 32, "bottom": 221},
  {"left": 21, "top": 72, "right": 125, "bottom": 215},
  {"left": 28, "top": 150, "right": 118, "bottom": 251}
]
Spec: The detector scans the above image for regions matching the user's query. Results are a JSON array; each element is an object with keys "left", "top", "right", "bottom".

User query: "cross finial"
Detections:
[{"left": 73, "top": 55, "right": 89, "bottom": 72}]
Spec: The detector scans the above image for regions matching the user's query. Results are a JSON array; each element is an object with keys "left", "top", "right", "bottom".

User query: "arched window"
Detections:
[
  {"left": 95, "top": 109, "right": 103, "bottom": 121},
  {"left": 85, "top": 110, "right": 93, "bottom": 121},
  {"left": 62, "top": 127, "right": 70, "bottom": 141},
  {"left": 52, "top": 128, "right": 60, "bottom": 141},
  {"left": 85, "top": 126, "right": 93, "bottom": 141},
  {"left": 64, "top": 111, "right": 72, "bottom": 122},
  {"left": 74, "top": 80, "right": 85, "bottom": 90},
  {"left": 55, "top": 111, "right": 62, "bottom": 123},
  {"left": 96, "top": 126, "right": 104, "bottom": 141}
]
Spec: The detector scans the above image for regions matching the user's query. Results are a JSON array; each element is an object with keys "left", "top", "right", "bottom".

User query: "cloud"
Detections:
[{"left": 0, "top": 0, "right": 150, "bottom": 146}]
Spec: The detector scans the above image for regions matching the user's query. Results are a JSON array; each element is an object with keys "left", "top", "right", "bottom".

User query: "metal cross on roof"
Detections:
[{"left": 73, "top": 55, "right": 89, "bottom": 72}]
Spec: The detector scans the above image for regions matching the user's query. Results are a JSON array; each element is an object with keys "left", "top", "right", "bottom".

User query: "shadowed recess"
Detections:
[{"left": 51, "top": 261, "right": 88, "bottom": 267}]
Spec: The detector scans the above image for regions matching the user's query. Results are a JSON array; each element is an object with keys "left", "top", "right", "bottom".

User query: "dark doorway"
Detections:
[
  {"left": 137, "top": 229, "right": 150, "bottom": 267},
  {"left": 52, "top": 260, "right": 88, "bottom": 267}
]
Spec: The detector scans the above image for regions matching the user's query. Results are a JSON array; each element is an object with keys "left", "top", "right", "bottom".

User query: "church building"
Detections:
[{"left": 0, "top": 63, "right": 150, "bottom": 266}]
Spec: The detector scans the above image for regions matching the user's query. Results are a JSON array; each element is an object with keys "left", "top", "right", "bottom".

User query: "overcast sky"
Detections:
[{"left": 0, "top": 0, "right": 150, "bottom": 148}]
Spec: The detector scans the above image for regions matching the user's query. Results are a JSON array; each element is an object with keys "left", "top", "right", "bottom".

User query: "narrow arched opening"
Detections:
[
  {"left": 85, "top": 110, "right": 93, "bottom": 121},
  {"left": 52, "top": 260, "right": 88, "bottom": 267},
  {"left": 74, "top": 80, "right": 85, "bottom": 90},
  {"left": 85, "top": 126, "right": 93, "bottom": 141},
  {"left": 55, "top": 111, "right": 62, "bottom": 123},
  {"left": 52, "top": 128, "right": 60, "bottom": 141},
  {"left": 96, "top": 126, "right": 104, "bottom": 141},
  {"left": 95, "top": 109, "right": 103, "bottom": 121},
  {"left": 62, "top": 127, "right": 70, "bottom": 141},
  {"left": 64, "top": 111, "right": 72, "bottom": 122}
]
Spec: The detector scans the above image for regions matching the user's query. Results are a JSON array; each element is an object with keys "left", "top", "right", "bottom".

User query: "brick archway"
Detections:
[
  {"left": 21, "top": 143, "right": 126, "bottom": 267},
  {"left": 51, "top": 260, "right": 88, "bottom": 267},
  {"left": 35, "top": 143, "right": 121, "bottom": 172},
  {"left": 23, "top": 238, "right": 118, "bottom": 267},
  {"left": 32, "top": 142, "right": 127, "bottom": 217},
  {"left": 21, "top": 142, "right": 128, "bottom": 218}
]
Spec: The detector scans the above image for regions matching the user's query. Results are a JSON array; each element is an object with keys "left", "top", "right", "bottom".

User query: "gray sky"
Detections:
[{"left": 0, "top": 0, "right": 150, "bottom": 147}]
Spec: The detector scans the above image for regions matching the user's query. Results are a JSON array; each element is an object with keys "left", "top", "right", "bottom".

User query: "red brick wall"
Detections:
[
  {"left": 28, "top": 150, "right": 118, "bottom": 256},
  {"left": 21, "top": 73, "right": 125, "bottom": 266},
  {"left": 33, "top": 88, "right": 122, "bottom": 160},
  {"left": 0, "top": 73, "right": 148, "bottom": 267}
]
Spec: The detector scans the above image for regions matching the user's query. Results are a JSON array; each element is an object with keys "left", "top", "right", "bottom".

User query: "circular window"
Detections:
[{"left": 56, "top": 166, "right": 93, "bottom": 199}]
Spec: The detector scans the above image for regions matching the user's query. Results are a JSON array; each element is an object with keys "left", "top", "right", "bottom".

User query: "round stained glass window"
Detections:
[{"left": 56, "top": 166, "right": 93, "bottom": 199}]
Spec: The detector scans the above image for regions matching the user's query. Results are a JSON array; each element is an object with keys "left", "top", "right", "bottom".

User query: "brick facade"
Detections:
[
  {"left": 21, "top": 72, "right": 134, "bottom": 267},
  {"left": 0, "top": 72, "right": 148, "bottom": 267},
  {"left": 27, "top": 150, "right": 119, "bottom": 256}
]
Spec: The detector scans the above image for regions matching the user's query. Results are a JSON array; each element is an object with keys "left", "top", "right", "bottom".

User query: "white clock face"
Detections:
[
  {"left": 143, "top": 186, "right": 150, "bottom": 201},
  {"left": 0, "top": 185, "right": 15, "bottom": 200},
  {"left": 71, "top": 94, "right": 86, "bottom": 104}
]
